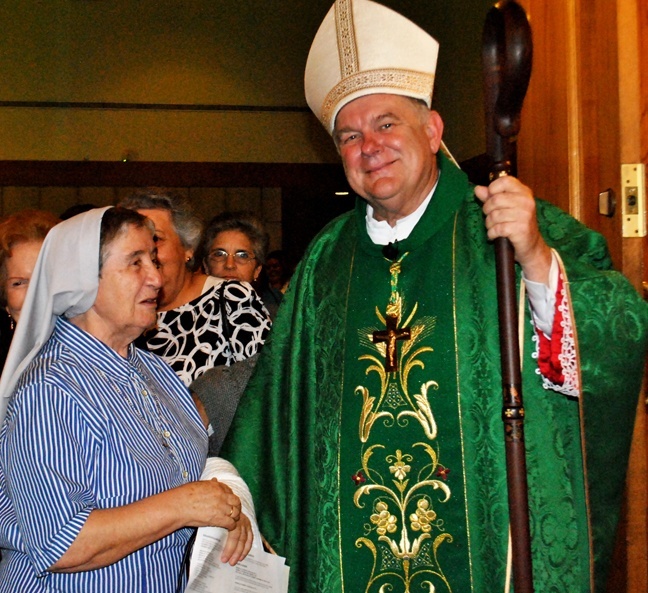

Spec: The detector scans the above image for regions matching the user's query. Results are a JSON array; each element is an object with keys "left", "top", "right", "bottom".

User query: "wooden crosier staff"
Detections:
[{"left": 482, "top": 2, "right": 534, "bottom": 592}]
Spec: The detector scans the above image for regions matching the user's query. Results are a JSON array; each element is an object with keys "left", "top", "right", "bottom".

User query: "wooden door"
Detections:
[{"left": 516, "top": 0, "right": 647, "bottom": 590}]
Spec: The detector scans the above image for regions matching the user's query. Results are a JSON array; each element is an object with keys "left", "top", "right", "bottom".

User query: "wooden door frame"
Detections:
[
  {"left": 518, "top": 0, "right": 647, "bottom": 590},
  {"left": 617, "top": 1, "right": 647, "bottom": 592}
]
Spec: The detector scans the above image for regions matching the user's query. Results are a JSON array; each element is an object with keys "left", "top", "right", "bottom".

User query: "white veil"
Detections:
[{"left": 0, "top": 206, "right": 111, "bottom": 424}]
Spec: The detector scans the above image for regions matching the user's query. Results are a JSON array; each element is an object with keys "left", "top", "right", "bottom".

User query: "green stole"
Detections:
[{"left": 339, "top": 169, "right": 471, "bottom": 592}]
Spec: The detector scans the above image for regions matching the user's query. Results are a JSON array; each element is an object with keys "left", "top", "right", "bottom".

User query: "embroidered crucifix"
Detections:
[{"left": 372, "top": 313, "right": 411, "bottom": 372}]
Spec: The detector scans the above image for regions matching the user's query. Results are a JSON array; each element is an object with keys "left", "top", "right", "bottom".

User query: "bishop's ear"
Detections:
[{"left": 425, "top": 110, "right": 444, "bottom": 153}]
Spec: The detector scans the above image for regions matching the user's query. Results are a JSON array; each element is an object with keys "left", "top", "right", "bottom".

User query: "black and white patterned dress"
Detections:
[{"left": 146, "top": 277, "right": 271, "bottom": 386}]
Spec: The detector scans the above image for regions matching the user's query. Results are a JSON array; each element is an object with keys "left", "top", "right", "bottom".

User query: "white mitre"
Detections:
[{"left": 304, "top": 0, "right": 439, "bottom": 135}]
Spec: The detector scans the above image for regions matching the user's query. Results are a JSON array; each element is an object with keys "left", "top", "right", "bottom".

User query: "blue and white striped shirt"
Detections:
[{"left": 0, "top": 317, "right": 207, "bottom": 592}]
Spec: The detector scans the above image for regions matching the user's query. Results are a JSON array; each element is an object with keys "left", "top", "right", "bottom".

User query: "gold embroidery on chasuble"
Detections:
[{"left": 351, "top": 255, "right": 454, "bottom": 593}]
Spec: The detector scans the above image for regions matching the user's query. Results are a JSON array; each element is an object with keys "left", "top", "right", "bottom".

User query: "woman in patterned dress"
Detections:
[{"left": 119, "top": 190, "right": 271, "bottom": 388}]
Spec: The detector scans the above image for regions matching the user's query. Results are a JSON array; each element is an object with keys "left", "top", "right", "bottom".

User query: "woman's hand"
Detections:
[
  {"left": 181, "top": 478, "right": 242, "bottom": 530},
  {"left": 182, "top": 479, "right": 254, "bottom": 564},
  {"left": 221, "top": 512, "right": 254, "bottom": 565}
]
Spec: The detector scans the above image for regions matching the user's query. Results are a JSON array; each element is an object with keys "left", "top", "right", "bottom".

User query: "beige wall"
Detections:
[
  {"left": 0, "top": 0, "right": 495, "bottom": 164},
  {"left": 0, "top": 109, "right": 337, "bottom": 163}
]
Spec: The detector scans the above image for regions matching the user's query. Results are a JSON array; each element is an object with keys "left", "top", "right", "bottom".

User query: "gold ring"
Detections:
[{"left": 228, "top": 505, "right": 234, "bottom": 517}]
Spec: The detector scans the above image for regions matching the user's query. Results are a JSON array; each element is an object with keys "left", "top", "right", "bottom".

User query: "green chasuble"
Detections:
[{"left": 221, "top": 154, "right": 648, "bottom": 593}]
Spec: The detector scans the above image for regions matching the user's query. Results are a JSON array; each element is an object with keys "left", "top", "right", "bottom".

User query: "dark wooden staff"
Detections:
[{"left": 482, "top": 2, "right": 534, "bottom": 592}]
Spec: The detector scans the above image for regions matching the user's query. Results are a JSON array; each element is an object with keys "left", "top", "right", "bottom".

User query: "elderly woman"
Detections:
[
  {"left": 197, "top": 211, "right": 283, "bottom": 319},
  {"left": 118, "top": 191, "right": 270, "bottom": 387},
  {"left": 0, "top": 207, "right": 252, "bottom": 592},
  {"left": 199, "top": 211, "right": 267, "bottom": 284},
  {"left": 0, "top": 209, "right": 59, "bottom": 368}
]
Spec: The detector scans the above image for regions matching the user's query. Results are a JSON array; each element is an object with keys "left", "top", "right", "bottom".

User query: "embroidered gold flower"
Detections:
[
  {"left": 370, "top": 501, "right": 397, "bottom": 536},
  {"left": 409, "top": 498, "right": 437, "bottom": 533},
  {"left": 388, "top": 449, "right": 411, "bottom": 481}
]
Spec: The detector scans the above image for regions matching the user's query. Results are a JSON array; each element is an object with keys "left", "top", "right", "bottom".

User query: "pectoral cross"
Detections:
[{"left": 372, "top": 313, "right": 411, "bottom": 372}]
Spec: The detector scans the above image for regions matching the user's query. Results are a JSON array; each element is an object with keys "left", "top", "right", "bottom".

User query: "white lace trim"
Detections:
[{"left": 531, "top": 272, "right": 580, "bottom": 397}]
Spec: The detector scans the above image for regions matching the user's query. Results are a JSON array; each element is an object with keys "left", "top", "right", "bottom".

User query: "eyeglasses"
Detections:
[{"left": 207, "top": 249, "right": 256, "bottom": 265}]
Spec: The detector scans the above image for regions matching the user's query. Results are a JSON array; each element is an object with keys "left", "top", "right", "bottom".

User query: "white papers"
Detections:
[
  {"left": 186, "top": 526, "right": 290, "bottom": 592},
  {"left": 186, "top": 457, "right": 290, "bottom": 592}
]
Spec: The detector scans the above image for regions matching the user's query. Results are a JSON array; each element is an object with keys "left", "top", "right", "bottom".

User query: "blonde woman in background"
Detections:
[{"left": 0, "top": 209, "right": 59, "bottom": 368}]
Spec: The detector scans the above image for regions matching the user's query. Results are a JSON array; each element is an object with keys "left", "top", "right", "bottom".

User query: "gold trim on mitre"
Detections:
[
  {"left": 336, "top": 0, "right": 359, "bottom": 78},
  {"left": 326, "top": 0, "right": 434, "bottom": 132},
  {"left": 305, "top": 0, "right": 440, "bottom": 135},
  {"left": 321, "top": 69, "right": 436, "bottom": 132}
]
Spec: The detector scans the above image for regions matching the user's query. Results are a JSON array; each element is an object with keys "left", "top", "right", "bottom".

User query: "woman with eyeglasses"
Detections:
[
  {"left": 200, "top": 211, "right": 265, "bottom": 284},
  {"left": 118, "top": 191, "right": 270, "bottom": 391},
  {"left": 198, "top": 211, "right": 284, "bottom": 321}
]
